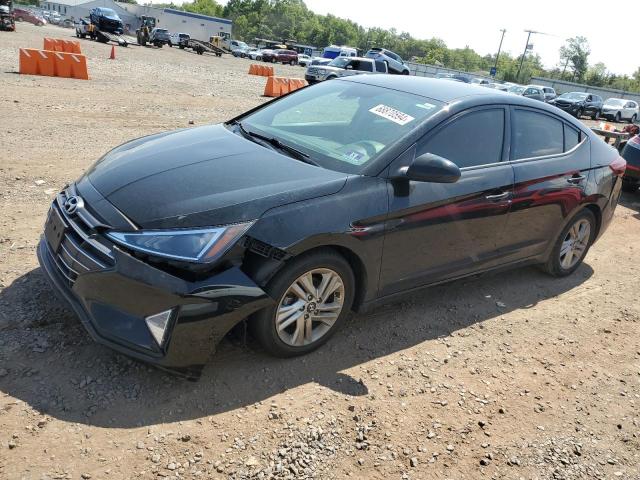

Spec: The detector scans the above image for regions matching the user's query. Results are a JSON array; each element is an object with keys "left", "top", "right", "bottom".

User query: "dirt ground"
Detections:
[{"left": 1, "top": 23, "right": 640, "bottom": 480}]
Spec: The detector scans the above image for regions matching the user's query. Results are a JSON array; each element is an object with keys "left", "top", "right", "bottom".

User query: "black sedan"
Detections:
[{"left": 37, "top": 76, "right": 626, "bottom": 379}]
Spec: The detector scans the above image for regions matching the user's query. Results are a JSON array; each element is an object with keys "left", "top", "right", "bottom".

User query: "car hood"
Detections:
[{"left": 85, "top": 124, "right": 349, "bottom": 229}]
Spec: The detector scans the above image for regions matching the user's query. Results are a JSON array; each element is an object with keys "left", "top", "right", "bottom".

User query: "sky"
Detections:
[{"left": 149, "top": 0, "right": 637, "bottom": 76}]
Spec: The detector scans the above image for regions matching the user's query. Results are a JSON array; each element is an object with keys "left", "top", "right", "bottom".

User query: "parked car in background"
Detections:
[
  {"left": 149, "top": 28, "right": 170, "bottom": 47},
  {"left": 13, "top": 8, "right": 45, "bottom": 25},
  {"left": 262, "top": 49, "right": 299, "bottom": 65},
  {"left": 601, "top": 98, "right": 639, "bottom": 123},
  {"left": 169, "top": 32, "right": 190, "bottom": 48},
  {"left": 485, "top": 83, "right": 509, "bottom": 92},
  {"left": 509, "top": 85, "right": 545, "bottom": 102},
  {"left": 248, "top": 48, "right": 263, "bottom": 60},
  {"left": 75, "top": 17, "right": 90, "bottom": 38},
  {"left": 436, "top": 73, "right": 471, "bottom": 83},
  {"left": 297, "top": 54, "right": 312, "bottom": 67},
  {"left": 529, "top": 85, "right": 557, "bottom": 102},
  {"left": 89, "top": 7, "right": 123, "bottom": 34},
  {"left": 621, "top": 133, "right": 640, "bottom": 192},
  {"left": 470, "top": 78, "right": 490, "bottom": 85},
  {"left": 365, "top": 47, "right": 410, "bottom": 75},
  {"left": 36, "top": 76, "right": 625, "bottom": 380},
  {"left": 549, "top": 92, "right": 603, "bottom": 119},
  {"left": 232, "top": 46, "right": 251, "bottom": 57},
  {"left": 47, "top": 10, "right": 61, "bottom": 24},
  {"left": 305, "top": 56, "right": 388, "bottom": 83}
]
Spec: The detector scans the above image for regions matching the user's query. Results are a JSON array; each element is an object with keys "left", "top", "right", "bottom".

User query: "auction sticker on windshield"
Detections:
[{"left": 369, "top": 104, "right": 414, "bottom": 126}]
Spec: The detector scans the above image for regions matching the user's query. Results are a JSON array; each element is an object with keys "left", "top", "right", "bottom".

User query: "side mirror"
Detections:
[{"left": 398, "top": 153, "right": 461, "bottom": 183}]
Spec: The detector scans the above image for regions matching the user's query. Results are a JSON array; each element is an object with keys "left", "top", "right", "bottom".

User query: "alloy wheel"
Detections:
[
  {"left": 275, "top": 268, "right": 345, "bottom": 347},
  {"left": 559, "top": 219, "right": 591, "bottom": 270}
]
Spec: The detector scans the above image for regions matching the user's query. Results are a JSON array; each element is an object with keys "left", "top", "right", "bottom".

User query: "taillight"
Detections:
[
  {"left": 629, "top": 135, "right": 640, "bottom": 145},
  {"left": 609, "top": 156, "right": 627, "bottom": 176}
]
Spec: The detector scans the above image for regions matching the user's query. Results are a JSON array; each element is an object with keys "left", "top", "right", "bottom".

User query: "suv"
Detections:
[
  {"left": 89, "top": 7, "right": 123, "bottom": 34},
  {"left": 169, "top": 32, "right": 190, "bottom": 49},
  {"left": 601, "top": 98, "right": 639, "bottom": 123},
  {"left": 365, "top": 47, "right": 410, "bottom": 75},
  {"left": 149, "top": 28, "right": 170, "bottom": 47},
  {"left": 75, "top": 17, "right": 91, "bottom": 38},
  {"left": 305, "top": 56, "right": 388, "bottom": 83},
  {"left": 262, "top": 49, "right": 298, "bottom": 65},
  {"left": 549, "top": 92, "right": 603, "bottom": 119},
  {"left": 530, "top": 85, "right": 557, "bottom": 102}
]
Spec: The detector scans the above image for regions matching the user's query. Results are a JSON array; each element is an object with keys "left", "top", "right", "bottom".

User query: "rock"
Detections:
[
  {"left": 136, "top": 441, "right": 145, "bottom": 449},
  {"left": 357, "top": 458, "right": 365, "bottom": 466},
  {"left": 480, "top": 458, "right": 490, "bottom": 466},
  {"left": 245, "top": 456, "right": 259, "bottom": 467},
  {"left": 81, "top": 474, "right": 91, "bottom": 479},
  {"left": 167, "top": 462, "right": 177, "bottom": 471},
  {"left": 446, "top": 444, "right": 455, "bottom": 452},
  {"left": 8, "top": 440, "right": 17, "bottom": 449},
  {"left": 34, "top": 179, "right": 46, "bottom": 186},
  {"left": 410, "top": 457, "right": 419, "bottom": 467},
  {"left": 151, "top": 454, "right": 161, "bottom": 463},
  {"left": 180, "top": 434, "right": 191, "bottom": 442}
]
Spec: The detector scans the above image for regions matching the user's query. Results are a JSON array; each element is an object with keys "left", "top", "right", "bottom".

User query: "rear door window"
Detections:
[
  {"left": 375, "top": 61, "right": 386, "bottom": 72},
  {"left": 420, "top": 108, "right": 505, "bottom": 168},
  {"left": 511, "top": 109, "right": 564, "bottom": 159}
]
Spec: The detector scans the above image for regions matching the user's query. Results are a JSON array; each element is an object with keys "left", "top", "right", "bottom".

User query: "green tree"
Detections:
[{"left": 559, "top": 36, "right": 590, "bottom": 82}]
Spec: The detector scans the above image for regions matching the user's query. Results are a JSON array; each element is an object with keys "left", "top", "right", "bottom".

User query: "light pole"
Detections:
[
  {"left": 493, "top": 28, "right": 506, "bottom": 76},
  {"left": 516, "top": 29, "right": 537, "bottom": 82}
]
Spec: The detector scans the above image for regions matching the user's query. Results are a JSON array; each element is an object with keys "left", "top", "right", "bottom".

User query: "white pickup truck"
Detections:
[{"left": 305, "top": 57, "right": 388, "bottom": 84}]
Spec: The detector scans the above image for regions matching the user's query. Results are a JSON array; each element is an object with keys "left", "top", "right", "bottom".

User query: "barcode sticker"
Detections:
[{"left": 369, "top": 104, "right": 415, "bottom": 126}]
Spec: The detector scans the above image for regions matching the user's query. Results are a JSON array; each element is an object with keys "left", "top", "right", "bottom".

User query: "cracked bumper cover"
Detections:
[{"left": 37, "top": 239, "right": 274, "bottom": 380}]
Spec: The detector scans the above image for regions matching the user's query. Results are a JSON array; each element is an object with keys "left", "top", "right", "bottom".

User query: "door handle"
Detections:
[
  {"left": 567, "top": 175, "right": 586, "bottom": 184},
  {"left": 485, "top": 191, "right": 510, "bottom": 201}
]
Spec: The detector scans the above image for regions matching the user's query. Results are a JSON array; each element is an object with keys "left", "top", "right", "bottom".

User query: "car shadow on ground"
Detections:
[
  {"left": 0, "top": 262, "right": 593, "bottom": 428},
  {"left": 620, "top": 190, "right": 640, "bottom": 219}
]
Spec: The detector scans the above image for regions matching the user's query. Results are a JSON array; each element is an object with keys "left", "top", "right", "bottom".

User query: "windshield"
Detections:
[
  {"left": 508, "top": 86, "right": 525, "bottom": 94},
  {"left": 604, "top": 98, "right": 625, "bottom": 106},
  {"left": 329, "top": 58, "right": 351, "bottom": 68},
  {"left": 559, "top": 92, "right": 588, "bottom": 100},
  {"left": 238, "top": 80, "right": 443, "bottom": 174},
  {"left": 100, "top": 8, "right": 117, "bottom": 17},
  {"left": 156, "top": 29, "right": 168, "bottom": 34}
]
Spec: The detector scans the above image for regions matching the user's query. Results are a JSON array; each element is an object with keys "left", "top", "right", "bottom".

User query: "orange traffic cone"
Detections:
[{"left": 109, "top": 45, "right": 115, "bottom": 60}]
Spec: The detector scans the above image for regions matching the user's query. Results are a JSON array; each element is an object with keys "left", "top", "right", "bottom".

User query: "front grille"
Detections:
[
  {"left": 307, "top": 67, "right": 318, "bottom": 74},
  {"left": 46, "top": 188, "right": 115, "bottom": 287}
]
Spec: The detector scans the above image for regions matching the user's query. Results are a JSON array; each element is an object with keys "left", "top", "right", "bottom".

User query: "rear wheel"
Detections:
[
  {"left": 592, "top": 110, "right": 600, "bottom": 120},
  {"left": 289, "top": 59, "right": 295, "bottom": 65},
  {"left": 630, "top": 114, "right": 637, "bottom": 124},
  {"left": 541, "top": 209, "right": 596, "bottom": 277},
  {"left": 250, "top": 250, "right": 355, "bottom": 357},
  {"left": 615, "top": 112, "right": 621, "bottom": 123},
  {"left": 575, "top": 108, "right": 584, "bottom": 119}
]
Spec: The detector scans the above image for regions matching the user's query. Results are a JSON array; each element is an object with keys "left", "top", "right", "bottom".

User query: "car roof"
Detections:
[{"left": 340, "top": 75, "right": 591, "bottom": 129}]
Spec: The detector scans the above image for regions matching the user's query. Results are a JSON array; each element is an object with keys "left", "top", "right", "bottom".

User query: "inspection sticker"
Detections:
[{"left": 369, "top": 104, "right": 414, "bottom": 126}]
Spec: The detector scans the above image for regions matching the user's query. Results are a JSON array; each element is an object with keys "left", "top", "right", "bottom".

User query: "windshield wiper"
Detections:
[{"left": 234, "top": 121, "right": 319, "bottom": 166}]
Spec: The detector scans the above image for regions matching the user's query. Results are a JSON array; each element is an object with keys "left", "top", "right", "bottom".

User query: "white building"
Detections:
[
  {"left": 40, "top": 0, "right": 233, "bottom": 40},
  {"left": 116, "top": 3, "right": 232, "bottom": 41}
]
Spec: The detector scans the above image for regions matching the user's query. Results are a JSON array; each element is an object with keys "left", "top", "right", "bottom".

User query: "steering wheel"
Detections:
[{"left": 347, "top": 140, "right": 385, "bottom": 157}]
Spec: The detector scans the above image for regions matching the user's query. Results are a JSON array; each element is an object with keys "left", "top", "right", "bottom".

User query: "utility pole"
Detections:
[
  {"left": 493, "top": 29, "right": 506, "bottom": 76},
  {"left": 516, "top": 29, "right": 537, "bottom": 83}
]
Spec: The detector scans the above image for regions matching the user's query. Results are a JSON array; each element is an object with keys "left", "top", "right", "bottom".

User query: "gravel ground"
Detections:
[{"left": 1, "top": 23, "right": 640, "bottom": 480}]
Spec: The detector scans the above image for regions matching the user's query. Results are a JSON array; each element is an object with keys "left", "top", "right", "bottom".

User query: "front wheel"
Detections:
[
  {"left": 592, "top": 110, "right": 600, "bottom": 120},
  {"left": 630, "top": 114, "right": 637, "bottom": 124},
  {"left": 615, "top": 112, "right": 621, "bottom": 123},
  {"left": 250, "top": 250, "right": 355, "bottom": 357},
  {"left": 290, "top": 59, "right": 295, "bottom": 65},
  {"left": 541, "top": 209, "right": 596, "bottom": 277},
  {"left": 575, "top": 108, "right": 584, "bottom": 119}
]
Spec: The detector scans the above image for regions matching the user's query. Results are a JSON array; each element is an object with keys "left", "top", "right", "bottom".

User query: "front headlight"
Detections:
[{"left": 106, "top": 221, "right": 253, "bottom": 263}]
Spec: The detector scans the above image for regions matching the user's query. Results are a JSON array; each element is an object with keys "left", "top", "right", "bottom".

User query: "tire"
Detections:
[
  {"left": 402, "top": 69, "right": 410, "bottom": 75},
  {"left": 541, "top": 209, "right": 596, "bottom": 277},
  {"left": 168, "top": 41, "right": 172, "bottom": 47},
  {"left": 290, "top": 60, "right": 295, "bottom": 66},
  {"left": 615, "top": 112, "right": 621, "bottom": 123},
  {"left": 630, "top": 114, "right": 637, "bottom": 124},
  {"left": 622, "top": 180, "right": 639, "bottom": 193},
  {"left": 591, "top": 110, "right": 600, "bottom": 120},
  {"left": 250, "top": 249, "right": 355, "bottom": 358},
  {"left": 575, "top": 108, "right": 583, "bottom": 119}
]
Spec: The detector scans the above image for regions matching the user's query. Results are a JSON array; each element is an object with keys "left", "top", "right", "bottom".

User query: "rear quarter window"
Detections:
[{"left": 564, "top": 124, "right": 580, "bottom": 151}]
